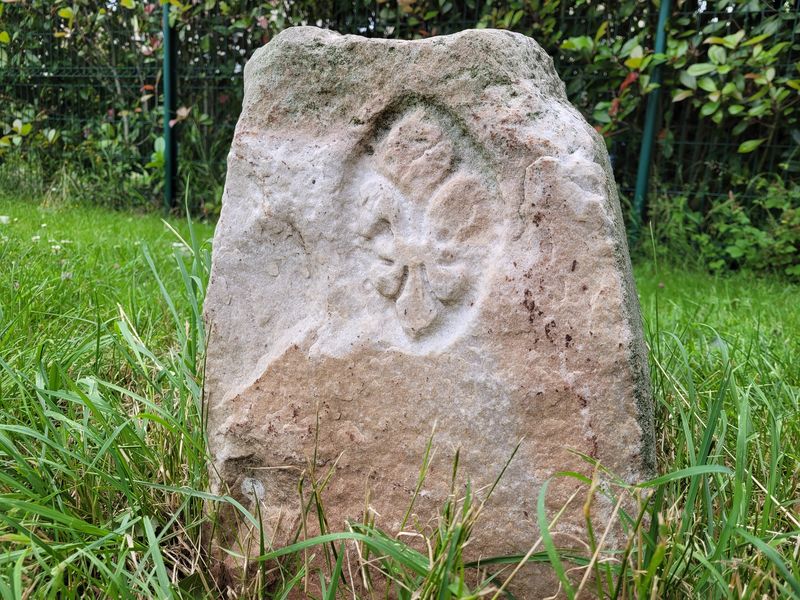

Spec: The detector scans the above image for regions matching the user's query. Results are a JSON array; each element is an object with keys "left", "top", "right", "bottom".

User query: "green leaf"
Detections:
[
  {"left": 737, "top": 529, "right": 800, "bottom": 598},
  {"left": 638, "top": 465, "right": 732, "bottom": 488},
  {"left": 537, "top": 480, "right": 575, "bottom": 599},
  {"left": 679, "top": 70, "right": 697, "bottom": 90},
  {"left": 58, "top": 7, "right": 74, "bottom": 19},
  {"left": 742, "top": 32, "right": 773, "bottom": 47},
  {"left": 620, "top": 36, "right": 640, "bottom": 57},
  {"left": 624, "top": 44, "right": 644, "bottom": 69},
  {"left": 672, "top": 39, "right": 689, "bottom": 59},
  {"left": 142, "top": 517, "right": 171, "bottom": 595},
  {"left": 728, "top": 104, "right": 745, "bottom": 115},
  {"left": 253, "top": 530, "right": 430, "bottom": 576},
  {"left": 722, "top": 30, "right": 745, "bottom": 49},
  {"left": 687, "top": 63, "right": 716, "bottom": 77},
  {"left": 324, "top": 543, "right": 345, "bottom": 600},
  {"left": 0, "top": 31, "right": 9, "bottom": 45},
  {"left": 594, "top": 21, "right": 608, "bottom": 43},
  {"left": 698, "top": 77, "right": 717, "bottom": 92},
  {"left": 0, "top": 497, "right": 112, "bottom": 537},
  {"left": 560, "top": 35, "right": 593, "bottom": 53},
  {"left": 672, "top": 89, "right": 693, "bottom": 102},
  {"left": 726, "top": 245, "right": 745, "bottom": 259},
  {"left": 737, "top": 139, "right": 766, "bottom": 154},
  {"left": 121, "top": 0, "right": 135, "bottom": 7},
  {"left": 700, "top": 101, "right": 720, "bottom": 116},
  {"left": 592, "top": 107, "right": 612, "bottom": 124},
  {"left": 624, "top": 56, "right": 642, "bottom": 70},
  {"left": 708, "top": 45, "right": 726, "bottom": 65}
]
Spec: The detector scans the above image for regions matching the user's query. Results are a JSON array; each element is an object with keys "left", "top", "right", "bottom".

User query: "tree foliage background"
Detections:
[{"left": 1, "top": 0, "right": 799, "bottom": 275}]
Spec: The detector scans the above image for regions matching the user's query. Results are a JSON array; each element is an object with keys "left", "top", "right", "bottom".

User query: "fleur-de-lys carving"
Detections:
[
  {"left": 358, "top": 172, "right": 488, "bottom": 339},
  {"left": 354, "top": 108, "right": 496, "bottom": 341}
]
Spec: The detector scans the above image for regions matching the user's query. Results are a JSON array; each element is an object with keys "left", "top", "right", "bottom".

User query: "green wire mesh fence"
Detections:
[{"left": 1, "top": 0, "right": 798, "bottom": 225}]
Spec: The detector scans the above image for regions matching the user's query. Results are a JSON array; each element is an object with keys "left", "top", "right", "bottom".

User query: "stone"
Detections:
[{"left": 205, "top": 26, "right": 654, "bottom": 597}]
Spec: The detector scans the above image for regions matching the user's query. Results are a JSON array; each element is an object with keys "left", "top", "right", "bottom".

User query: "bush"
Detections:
[
  {"left": 651, "top": 176, "right": 800, "bottom": 278},
  {"left": 1, "top": 0, "right": 798, "bottom": 272}
]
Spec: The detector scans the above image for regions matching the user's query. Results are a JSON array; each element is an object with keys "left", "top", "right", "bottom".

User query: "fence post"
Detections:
[
  {"left": 630, "top": 0, "right": 671, "bottom": 246},
  {"left": 162, "top": 3, "right": 178, "bottom": 211}
]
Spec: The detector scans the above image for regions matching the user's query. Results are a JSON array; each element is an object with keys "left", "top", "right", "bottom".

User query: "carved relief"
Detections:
[{"left": 350, "top": 106, "right": 500, "bottom": 342}]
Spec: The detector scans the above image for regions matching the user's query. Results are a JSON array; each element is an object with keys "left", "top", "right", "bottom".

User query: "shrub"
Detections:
[{"left": 650, "top": 176, "right": 800, "bottom": 278}]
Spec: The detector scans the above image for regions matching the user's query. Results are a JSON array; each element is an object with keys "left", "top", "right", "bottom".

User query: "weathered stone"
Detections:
[{"left": 205, "top": 26, "right": 654, "bottom": 597}]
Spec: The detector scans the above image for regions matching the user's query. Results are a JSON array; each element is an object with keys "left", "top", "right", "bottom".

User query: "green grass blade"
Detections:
[
  {"left": 737, "top": 528, "right": 800, "bottom": 598},
  {"left": 536, "top": 480, "right": 574, "bottom": 599}
]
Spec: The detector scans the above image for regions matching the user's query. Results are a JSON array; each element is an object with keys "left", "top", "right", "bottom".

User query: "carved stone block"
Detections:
[{"left": 205, "top": 26, "right": 654, "bottom": 597}]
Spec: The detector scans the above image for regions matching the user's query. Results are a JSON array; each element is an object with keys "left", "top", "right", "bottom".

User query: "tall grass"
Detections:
[
  {"left": 0, "top": 197, "right": 798, "bottom": 598},
  {"left": 0, "top": 198, "right": 220, "bottom": 598}
]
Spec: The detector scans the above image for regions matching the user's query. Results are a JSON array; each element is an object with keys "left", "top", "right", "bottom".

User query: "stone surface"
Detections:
[{"left": 205, "top": 26, "right": 654, "bottom": 596}]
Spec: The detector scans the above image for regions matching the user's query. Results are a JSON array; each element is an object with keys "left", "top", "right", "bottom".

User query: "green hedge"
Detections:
[{"left": 1, "top": 0, "right": 798, "bottom": 274}]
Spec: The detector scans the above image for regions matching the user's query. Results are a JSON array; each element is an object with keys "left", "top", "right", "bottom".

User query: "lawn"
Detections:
[{"left": 0, "top": 197, "right": 798, "bottom": 598}]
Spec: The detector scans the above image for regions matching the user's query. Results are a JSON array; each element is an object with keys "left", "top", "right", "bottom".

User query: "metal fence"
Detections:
[{"left": 1, "top": 0, "right": 799, "bottom": 226}]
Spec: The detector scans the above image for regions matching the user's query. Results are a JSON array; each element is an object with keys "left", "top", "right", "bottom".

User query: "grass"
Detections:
[
  {"left": 0, "top": 197, "right": 215, "bottom": 598},
  {"left": 0, "top": 196, "right": 798, "bottom": 599}
]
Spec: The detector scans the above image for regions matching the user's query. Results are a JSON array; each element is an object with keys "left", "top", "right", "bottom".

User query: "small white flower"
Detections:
[
  {"left": 40, "top": 223, "right": 47, "bottom": 228},
  {"left": 61, "top": 272, "right": 73, "bottom": 280},
  {"left": 51, "top": 245, "right": 62, "bottom": 253},
  {"left": 31, "top": 235, "right": 41, "bottom": 242},
  {"left": 0, "top": 216, "right": 10, "bottom": 225},
  {"left": 59, "top": 239, "right": 73, "bottom": 244}
]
